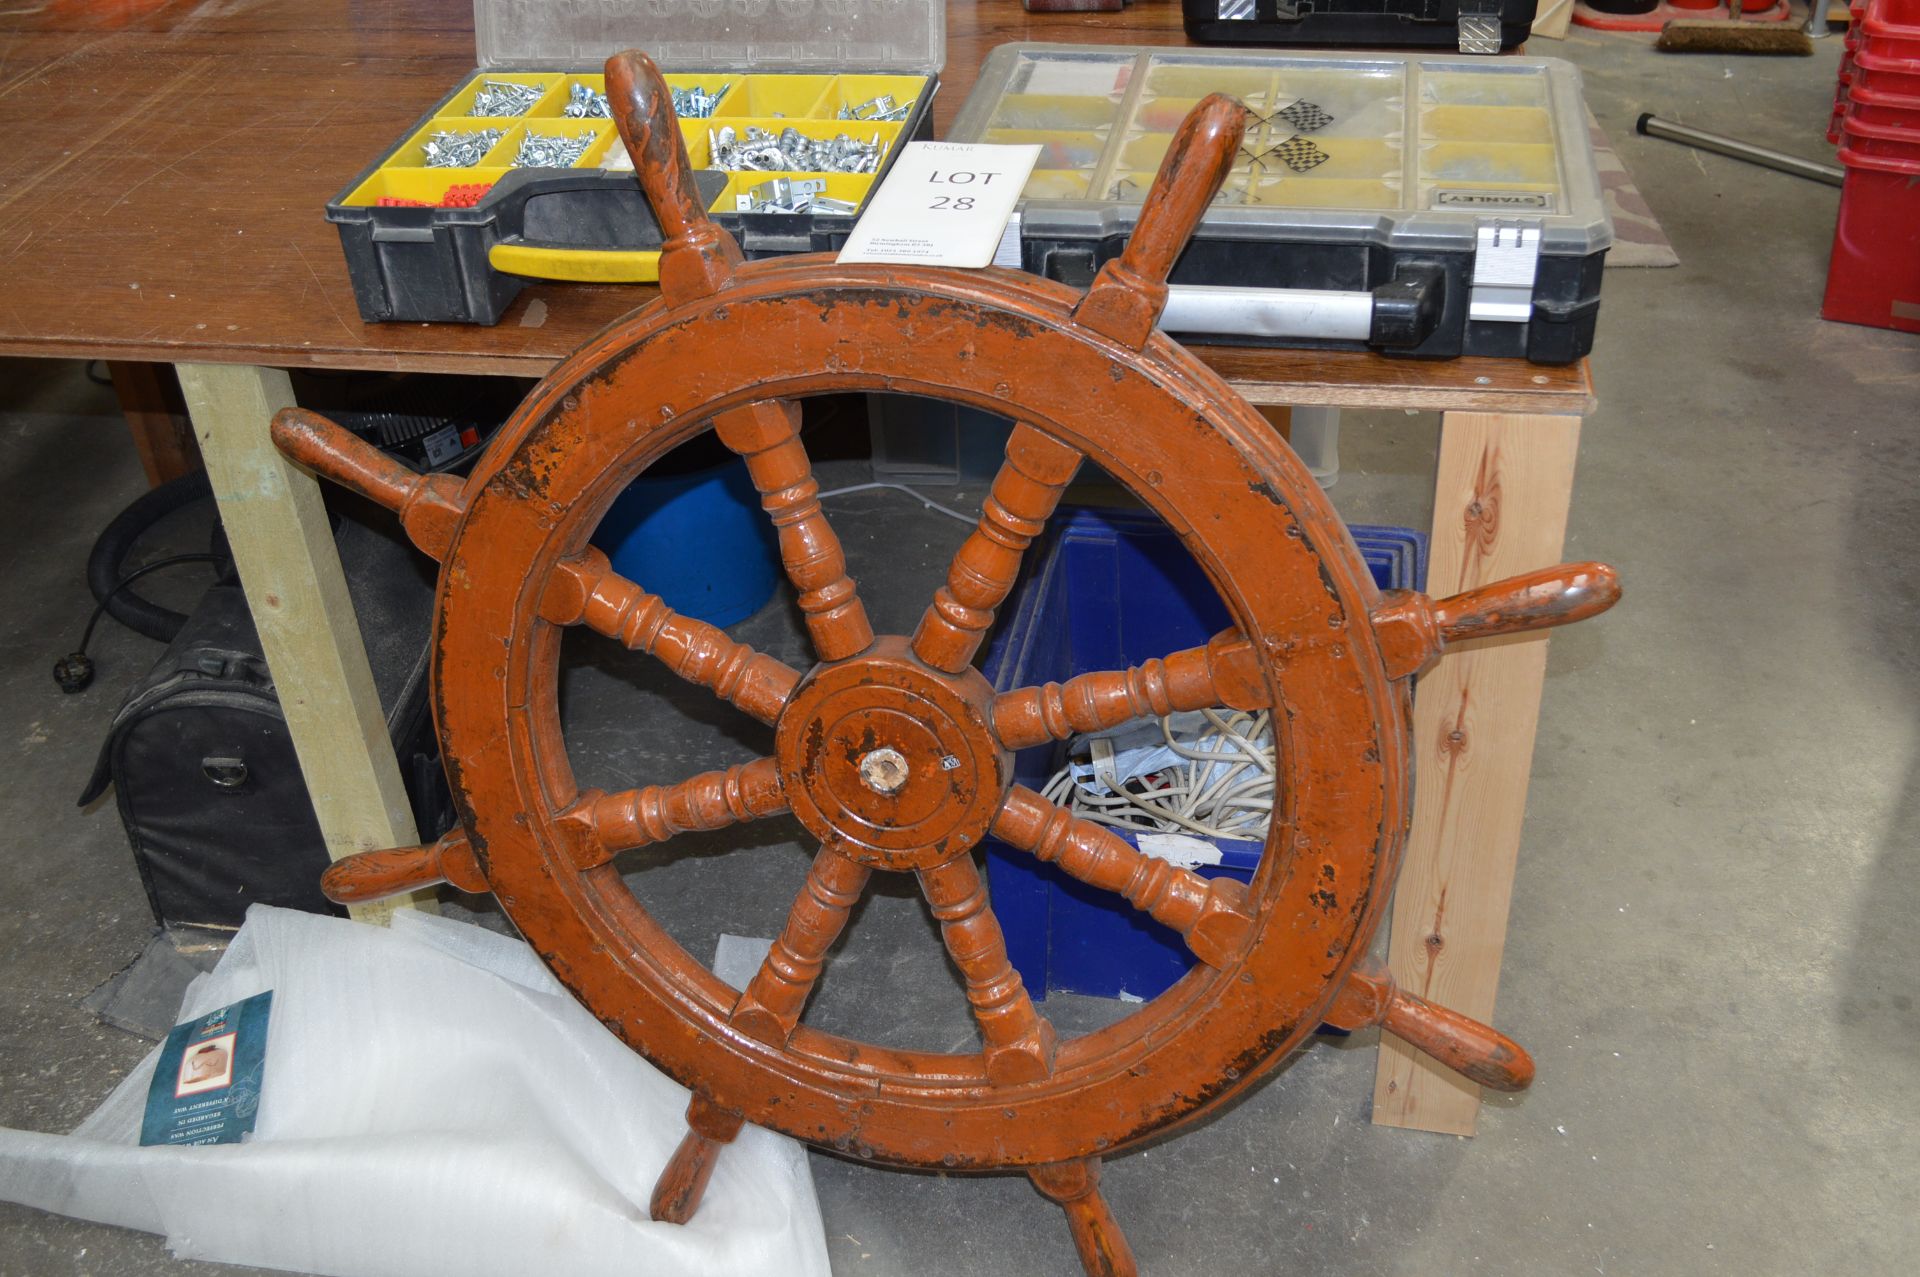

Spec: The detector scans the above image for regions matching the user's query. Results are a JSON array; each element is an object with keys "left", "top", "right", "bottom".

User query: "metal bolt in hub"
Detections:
[{"left": 859, "top": 747, "right": 910, "bottom": 795}]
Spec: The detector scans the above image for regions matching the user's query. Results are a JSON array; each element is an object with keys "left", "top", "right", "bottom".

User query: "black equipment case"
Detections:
[
  {"left": 947, "top": 46, "right": 1612, "bottom": 364},
  {"left": 1182, "top": 0, "right": 1540, "bottom": 55},
  {"left": 80, "top": 510, "right": 454, "bottom": 930}
]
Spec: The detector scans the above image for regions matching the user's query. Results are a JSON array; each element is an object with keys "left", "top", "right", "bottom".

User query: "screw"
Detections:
[
  {"left": 512, "top": 131, "right": 593, "bottom": 169},
  {"left": 469, "top": 80, "right": 544, "bottom": 117},
  {"left": 423, "top": 128, "right": 506, "bottom": 167},
  {"left": 670, "top": 83, "right": 732, "bottom": 119},
  {"left": 563, "top": 81, "right": 610, "bottom": 119},
  {"left": 709, "top": 127, "right": 884, "bottom": 174}
]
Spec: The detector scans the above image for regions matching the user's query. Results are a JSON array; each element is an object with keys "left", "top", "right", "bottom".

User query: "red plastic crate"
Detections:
[
  {"left": 1823, "top": 159, "right": 1920, "bottom": 334},
  {"left": 1847, "top": 81, "right": 1920, "bottom": 128},
  {"left": 1861, "top": 0, "right": 1920, "bottom": 37},
  {"left": 1854, "top": 47, "right": 1920, "bottom": 97},
  {"left": 1841, "top": 110, "right": 1920, "bottom": 151},
  {"left": 1859, "top": 0, "right": 1920, "bottom": 62}
]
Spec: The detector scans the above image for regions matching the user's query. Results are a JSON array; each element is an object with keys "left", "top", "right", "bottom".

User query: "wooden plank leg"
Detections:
[
  {"left": 175, "top": 362, "right": 431, "bottom": 924},
  {"left": 108, "top": 361, "right": 201, "bottom": 487},
  {"left": 1371, "top": 410, "right": 1582, "bottom": 1135},
  {"left": 1254, "top": 403, "right": 1292, "bottom": 443}
]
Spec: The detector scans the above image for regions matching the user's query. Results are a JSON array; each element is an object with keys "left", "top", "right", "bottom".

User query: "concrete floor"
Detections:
[{"left": 3, "top": 28, "right": 1917, "bottom": 1277}]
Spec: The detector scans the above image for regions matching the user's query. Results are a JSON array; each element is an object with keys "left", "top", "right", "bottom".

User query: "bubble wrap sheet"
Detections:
[{"left": 0, "top": 906, "right": 827, "bottom": 1277}]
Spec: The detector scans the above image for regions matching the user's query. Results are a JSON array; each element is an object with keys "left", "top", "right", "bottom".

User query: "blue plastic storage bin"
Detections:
[
  {"left": 591, "top": 460, "right": 781, "bottom": 629},
  {"left": 979, "top": 506, "right": 1426, "bottom": 1003}
]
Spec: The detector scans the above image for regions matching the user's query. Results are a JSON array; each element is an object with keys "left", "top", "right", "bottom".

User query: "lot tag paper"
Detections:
[
  {"left": 837, "top": 142, "right": 1041, "bottom": 269},
  {"left": 140, "top": 990, "right": 272, "bottom": 1146}
]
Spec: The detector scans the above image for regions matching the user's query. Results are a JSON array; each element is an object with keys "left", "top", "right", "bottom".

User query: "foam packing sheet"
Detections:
[{"left": 0, "top": 906, "right": 827, "bottom": 1277}]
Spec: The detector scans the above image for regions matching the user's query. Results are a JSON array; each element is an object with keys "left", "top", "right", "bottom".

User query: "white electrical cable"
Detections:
[
  {"left": 815, "top": 481, "right": 978, "bottom": 525},
  {"left": 1041, "top": 709, "right": 1275, "bottom": 841}
]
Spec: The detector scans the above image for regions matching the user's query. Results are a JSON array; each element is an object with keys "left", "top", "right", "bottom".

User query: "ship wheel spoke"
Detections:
[
  {"left": 910, "top": 425, "right": 1083, "bottom": 675},
  {"left": 991, "top": 629, "right": 1270, "bottom": 752},
  {"left": 728, "top": 842, "right": 872, "bottom": 1047},
  {"left": 554, "top": 757, "right": 786, "bottom": 871},
  {"left": 992, "top": 786, "right": 1254, "bottom": 970},
  {"left": 917, "top": 854, "right": 1057, "bottom": 1084},
  {"left": 1030, "top": 1158, "right": 1139, "bottom": 1277},
  {"left": 539, "top": 548, "right": 800, "bottom": 726},
  {"left": 1370, "top": 562, "right": 1622, "bottom": 680},
  {"left": 1071, "top": 94, "right": 1248, "bottom": 350},
  {"left": 319, "top": 829, "right": 488, "bottom": 906},
  {"left": 270, "top": 408, "right": 468, "bottom": 561},
  {"left": 708, "top": 398, "right": 874, "bottom": 663}
]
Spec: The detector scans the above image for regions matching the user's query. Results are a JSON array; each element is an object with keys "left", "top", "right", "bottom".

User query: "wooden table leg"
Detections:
[
  {"left": 175, "top": 362, "right": 431, "bottom": 924},
  {"left": 108, "top": 361, "right": 201, "bottom": 487},
  {"left": 1371, "top": 410, "right": 1582, "bottom": 1136}
]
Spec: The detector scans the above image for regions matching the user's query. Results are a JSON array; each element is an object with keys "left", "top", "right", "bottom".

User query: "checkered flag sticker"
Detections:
[
  {"left": 1270, "top": 135, "right": 1330, "bottom": 173},
  {"left": 1274, "top": 100, "right": 1334, "bottom": 133}
]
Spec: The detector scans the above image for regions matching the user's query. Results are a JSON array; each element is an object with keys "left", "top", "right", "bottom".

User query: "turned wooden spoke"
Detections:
[
  {"left": 992, "top": 628, "right": 1268, "bottom": 752},
  {"left": 650, "top": 1093, "right": 745, "bottom": 1224},
  {"left": 709, "top": 399, "right": 873, "bottom": 663},
  {"left": 1072, "top": 95, "right": 1248, "bottom": 350},
  {"left": 1323, "top": 961, "right": 1534, "bottom": 1093},
  {"left": 729, "top": 844, "right": 871, "bottom": 1046},
  {"left": 918, "top": 855, "right": 1057, "bottom": 1084},
  {"left": 270, "top": 408, "right": 467, "bottom": 560},
  {"left": 557, "top": 757, "right": 785, "bottom": 871},
  {"left": 1030, "top": 1160, "right": 1138, "bottom": 1277},
  {"left": 320, "top": 829, "right": 486, "bottom": 905},
  {"left": 606, "top": 51, "right": 743, "bottom": 304},
  {"left": 1371, "top": 561, "right": 1622, "bottom": 680},
  {"left": 993, "top": 787, "right": 1254, "bottom": 969},
  {"left": 912, "top": 425, "right": 1084, "bottom": 674},
  {"left": 539, "top": 548, "right": 799, "bottom": 724}
]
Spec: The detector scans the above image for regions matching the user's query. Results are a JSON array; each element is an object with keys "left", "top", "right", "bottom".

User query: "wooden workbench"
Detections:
[{"left": 0, "top": 0, "right": 1594, "bottom": 1134}]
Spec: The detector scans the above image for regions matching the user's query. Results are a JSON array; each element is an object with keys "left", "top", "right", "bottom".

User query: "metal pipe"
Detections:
[
  {"left": 1159, "top": 284, "right": 1375, "bottom": 341},
  {"left": 1636, "top": 113, "right": 1844, "bottom": 187},
  {"left": 1806, "top": 0, "right": 1832, "bottom": 37}
]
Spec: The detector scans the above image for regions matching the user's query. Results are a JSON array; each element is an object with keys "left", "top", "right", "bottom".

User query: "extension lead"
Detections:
[
  {"left": 54, "top": 553, "right": 226, "bottom": 694},
  {"left": 1042, "top": 708, "right": 1276, "bottom": 842}
]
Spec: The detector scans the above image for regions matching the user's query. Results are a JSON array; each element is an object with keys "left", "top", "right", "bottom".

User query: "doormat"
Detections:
[{"left": 1591, "top": 108, "right": 1682, "bottom": 269}]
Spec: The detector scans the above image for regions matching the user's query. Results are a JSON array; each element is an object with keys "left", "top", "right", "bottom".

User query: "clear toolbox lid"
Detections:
[
  {"left": 952, "top": 45, "right": 1610, "bottom": 256},
  {"left": 474, "top": 0, "right": 945, "bottom": 74}
]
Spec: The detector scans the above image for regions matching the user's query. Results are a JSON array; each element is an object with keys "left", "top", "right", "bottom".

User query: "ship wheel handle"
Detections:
[
  {"left": 1073, "top": 93, "right": 1248, "bottom": 349},
  {"left": 606, "top": 48, "right": 744, "bottom": 304}
]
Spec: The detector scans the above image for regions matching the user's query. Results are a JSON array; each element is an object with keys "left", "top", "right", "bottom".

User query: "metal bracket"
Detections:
[
  {"left": 1457, "top": 0, "right": 1505, "bottom": 53},
  {"left": 1468, "top": 221, "right": 1541, "bottom": 324}
]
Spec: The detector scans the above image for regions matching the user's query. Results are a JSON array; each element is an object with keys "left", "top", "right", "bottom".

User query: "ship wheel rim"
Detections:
[{"left": 437, "top": 259, "right": 1410, "bottom": 1169}]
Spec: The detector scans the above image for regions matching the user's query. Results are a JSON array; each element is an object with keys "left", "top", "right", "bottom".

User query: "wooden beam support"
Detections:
[
  {"left": 109, "top": 361, "right": 201, "bottom": 487},
  {"left": 176, "top": 362, "right": 431, "bottom": 924},
  {"left": 1371, "top": 410, "right": 1582, "bottom": 1136}
]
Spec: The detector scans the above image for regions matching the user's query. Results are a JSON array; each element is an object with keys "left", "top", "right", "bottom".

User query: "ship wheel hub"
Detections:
[
  {"left": 774, "top": 635, "right": 1008, "bottom": 872},
  {"left": 857, "top": 747, "right": 910, "bottom": 795}
]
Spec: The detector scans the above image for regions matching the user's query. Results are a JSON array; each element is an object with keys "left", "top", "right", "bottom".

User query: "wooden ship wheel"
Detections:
[{"left": 275, "top": 52, "right": 1620, "bottom": 1276}]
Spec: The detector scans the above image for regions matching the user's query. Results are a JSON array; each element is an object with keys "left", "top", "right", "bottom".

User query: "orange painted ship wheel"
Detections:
[{"left": 275, "top": 51, "right": 1620, "bottom": 1276}]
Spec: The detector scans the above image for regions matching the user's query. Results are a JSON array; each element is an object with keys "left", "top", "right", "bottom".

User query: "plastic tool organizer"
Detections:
[
  {"left": 328, "top": 0, "right": 942, "bottom": 325},
  {"left": 949, "top": 46, "right": 1612, "bottom": 363}
]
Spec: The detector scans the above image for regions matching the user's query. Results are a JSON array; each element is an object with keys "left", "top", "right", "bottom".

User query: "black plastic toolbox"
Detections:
[
  {"left": 1182, "top": 0, "right": 1540, "bottom": 56},
  {"left": 950, "top": 46, "right": 1612, "bottom": 364},
  {"left": 327, "top": 0, "right": 945, "bottom": 325}
]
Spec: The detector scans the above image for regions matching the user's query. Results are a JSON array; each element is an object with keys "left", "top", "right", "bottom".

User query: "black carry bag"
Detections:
[{"left": 79, "top": 505, "right": 455, "bottom": 929}]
